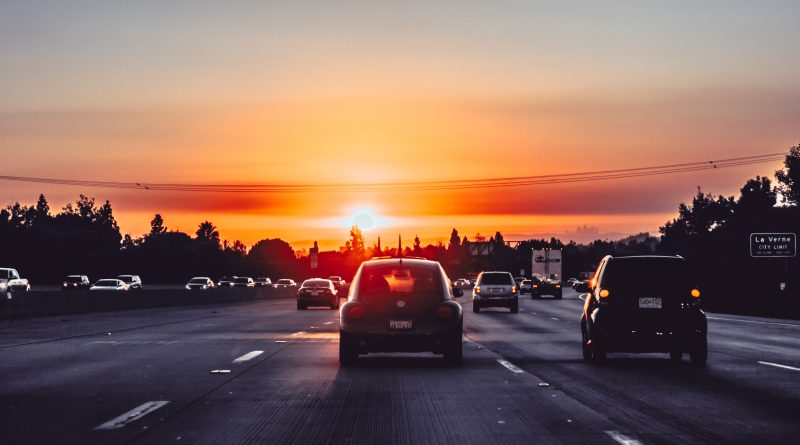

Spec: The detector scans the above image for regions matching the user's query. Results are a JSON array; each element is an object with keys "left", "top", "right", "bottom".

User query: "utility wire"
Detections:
[{"left": 0, "top": 152, "right": 785, "bottom": 193}]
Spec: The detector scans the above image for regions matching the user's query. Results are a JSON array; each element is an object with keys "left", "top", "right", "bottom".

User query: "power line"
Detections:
[{"left": 0, "top": 152, "right": 785, "bottom": 193}]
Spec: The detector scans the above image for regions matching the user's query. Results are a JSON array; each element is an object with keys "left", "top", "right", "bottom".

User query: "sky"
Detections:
[{"left": 1, "top": 1, "right": 799, "bottom": 250}]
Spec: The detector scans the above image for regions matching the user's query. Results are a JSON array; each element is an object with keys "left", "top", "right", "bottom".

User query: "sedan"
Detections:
[
  {"left": 297, "top": 279, "right": 339, "bottom": 310},
  {"left": 186, "top": 277, "right": 215, "bottom": 290},
  {"left": 90, "top": 279, "right": 129, "bottom": 291}
]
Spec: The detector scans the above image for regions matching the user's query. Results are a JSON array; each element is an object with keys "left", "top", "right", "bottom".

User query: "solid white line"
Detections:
[
  {"left": 707, "top": 316, "right": 800, "bottom": 328},
  {"left": 324, "top": 321, "right": 333, "bottom": 325},
  {"left": 232, "top": 350, "right": 264, "bottom": 363},
  {"left": 605, "top": 431, "right": 642, "bottom": 445},
  {"left": 291, "top": 331, "right": 306, "bottom": 336},
  {"left": 497, "top": 359, "right": 524, "bottom": 373},
  {"left": 95, "top": 401, "right": 169, "bottom": 430},
  {"left": 758, "top": 361, "right": 800, "bottom": 372},
  {"left": 551, "top": 317, "right": 560, "bottom": 321}
]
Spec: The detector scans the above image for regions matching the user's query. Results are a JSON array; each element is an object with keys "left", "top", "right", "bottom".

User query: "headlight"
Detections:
[
  {"left": 63, "top": 282, "right": 68, "bottom": 287},
  {"left": 186, "top": 285, "right": 191, "bottom": 289}
]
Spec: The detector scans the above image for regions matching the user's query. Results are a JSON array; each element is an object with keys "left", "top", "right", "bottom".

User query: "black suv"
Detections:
[
  {"left": 579, "top": 255, "right": 707, "bottom": 365},
  {"left": 339, "top": 258, "right": 463, "bottom": 366}
]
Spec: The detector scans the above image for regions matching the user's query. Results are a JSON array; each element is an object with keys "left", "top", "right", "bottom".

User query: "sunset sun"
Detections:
[{"left": 352, "top": 211, "right": 376, "bottom": 230}]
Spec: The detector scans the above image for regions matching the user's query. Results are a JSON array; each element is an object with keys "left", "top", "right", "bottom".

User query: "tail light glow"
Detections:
[
  {"left": 691, "top": 288, "right": 701, "bottom": 298},
  {"left": 347, "top": 304, "right": 366, "bottom": 320},
  {"left": 599, "top": 289, "right": 610, "bottom": 298},
  {"left": 436, "top": 304, "right": 455, "bottom": 319}
]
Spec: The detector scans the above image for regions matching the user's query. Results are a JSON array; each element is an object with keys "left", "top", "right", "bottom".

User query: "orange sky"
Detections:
[{"left": 1, "top": 2, "right": 799, "bottom": 250}]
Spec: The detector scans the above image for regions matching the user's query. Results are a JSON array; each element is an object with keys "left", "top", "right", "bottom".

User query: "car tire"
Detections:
[
  {"left": 472, "top": 302, "right": 481, "bottom": 313},
  {"left": 510, "top": 300, "right": 519, "bottom": 313},
  {"left": 670, "top": 351, "right": 683, "bottom": 362},
  {"left": 339, "top": 332, "right": 358, "bottom": 366},
  {"left": 297, "top": 301, "right": 305, "bottom": 310},
  {"left": 581, "top": 322, "right": 592, "bottom": 361},
  {"left": 690, "top": 338, "right": 708, "bottom": 367},
  {"left": 555, "top": 291, "right": 563, "bottom": 299}
]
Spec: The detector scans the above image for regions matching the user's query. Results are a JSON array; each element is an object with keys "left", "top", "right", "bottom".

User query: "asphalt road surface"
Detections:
[{"left": 1, "top": 289, "right": 798, "bottom": 444}]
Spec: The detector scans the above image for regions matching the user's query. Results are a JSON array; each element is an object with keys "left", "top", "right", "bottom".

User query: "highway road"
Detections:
[{"left": 1, "top": 289, "right": 798, "bottom": 444}]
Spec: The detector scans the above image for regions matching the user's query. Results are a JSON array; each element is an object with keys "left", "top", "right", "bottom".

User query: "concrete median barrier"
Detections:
[{"left": 0, "top": 286, "right": 298, "bottom": 320}]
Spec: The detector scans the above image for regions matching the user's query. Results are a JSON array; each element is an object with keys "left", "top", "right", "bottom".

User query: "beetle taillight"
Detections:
[
  {"left": 347, "top": 304, "right": 366, "bottom": 320},
  {"left": 436, "top": 304, "right": 455, "bottom": 320}
]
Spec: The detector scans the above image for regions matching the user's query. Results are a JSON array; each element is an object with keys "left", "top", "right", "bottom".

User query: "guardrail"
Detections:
[{"left": 0, "top": 287, "right": 297, "bottom": 320}]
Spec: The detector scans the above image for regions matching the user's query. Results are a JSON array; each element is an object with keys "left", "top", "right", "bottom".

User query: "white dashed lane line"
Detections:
[
  {"left": 605, "top": 431, "right": 643, "bottom": 445},
  {"left": 95, "top": 401, "right": 169, "bottom": 430},
  {"left": 497, "top": 359, "right": 524, "bottom": 373},
  {"left": 232, "top": 350, "right": 263, "bottom": 363},
  {"left": 707, "top": 316, "right": 800, "bottom": 328},
  {"left": 758, "top": 361, "right": 800, "bottom": 372}
]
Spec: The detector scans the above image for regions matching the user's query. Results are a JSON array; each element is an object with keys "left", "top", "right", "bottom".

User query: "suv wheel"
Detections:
[
  {"left": 555, "top": 291, "right": 563, "bottom": 299},
  {"left": 472, "top": 302, "right": 481, "bottom": 313},
  {"left": 581, "top": 322, "right": 592, "bottom": 361},
  {"left": 339, "top": 332, "right": 358, "bottom": 366},
  {"left": 297, "top": 301, "right": 305, "bottom": 310},
  {"left": 590, "top": 338, "right": 607, "bottom": 364},
  {"left": 689, "top": 338, "right": 708, "bottom": 367},
  {"left": 510, "top": 299, "right": 519, "bottom": 313}
]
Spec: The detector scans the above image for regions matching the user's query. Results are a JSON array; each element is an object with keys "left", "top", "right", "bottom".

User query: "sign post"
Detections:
[{"left": 750, "top": 233, "right": 796, "bottom": 292}]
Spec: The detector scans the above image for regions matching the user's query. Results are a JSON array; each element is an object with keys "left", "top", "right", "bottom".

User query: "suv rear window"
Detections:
[
  {"left": 479, "top": 273, "right": 513, "bottom": 285},
  {"left": 602, "top": 258, "right": 691, "bottom": 290},
  {"left": 303, "top": 280, "right": 330, "bottom": 288}
]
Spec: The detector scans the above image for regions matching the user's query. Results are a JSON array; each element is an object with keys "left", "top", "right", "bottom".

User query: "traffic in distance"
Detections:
[{"left": 1, "top": 254, "right": 706, "bottom": 367}]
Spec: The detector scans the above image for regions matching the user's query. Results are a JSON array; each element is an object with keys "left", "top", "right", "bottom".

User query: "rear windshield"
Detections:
[
  {"left": 96, "top": 280, "right": 118, "bottom": 286},
  {"left": 189, "top": 278, "right": 207, "bottom": 284},
  {"left": 118, "top": 276, "right": 133, "bottom": 282},
  {"left": 66, "top": 276, "right": 83, "bottom": 282},
  {"left": 602, "top": 258, "right": 691, "bottom": 289},
  {"left": 479, "top": 273, "right": 513, "bottom": 285},
  {"left": 328, "top": 276, "right": 342, "bottom": 281},
  {"left": 357, "top": 264, "right": 442, "bottom": 306},
  {"left": 277, "top": 279, "right": 293, "bottom": 284},
  {"left": 302, "top": 280, "right": 330, "bottom": 288},
  {"left": 234, "top": 277, "right": 250, "bottom": 283}
]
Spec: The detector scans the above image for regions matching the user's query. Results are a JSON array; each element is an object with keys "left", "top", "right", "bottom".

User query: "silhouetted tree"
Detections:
[
  {"left": 348, "top": 225, "right": 365, "bottom": 258},
  {"left": 196, "top": 221, "right": 220, "bottom": 245},
  {"left": 149, "top": 214, "right": 167, "bottom": 237},
  {"left": 775, "top": 144, "right": 800, "bottom": 205},
  {"left": 737, "top": 176, "right": 776, "bottom": 214}
]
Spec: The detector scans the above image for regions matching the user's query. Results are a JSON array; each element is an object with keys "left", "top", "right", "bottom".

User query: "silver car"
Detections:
[{"left": 472, "top": 271, "right": 518, "bottom": 313}]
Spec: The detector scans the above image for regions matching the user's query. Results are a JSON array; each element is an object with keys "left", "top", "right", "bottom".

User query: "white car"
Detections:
[
  {"left": 186, "top": 277, "right": 214, "bottom": 290},
  {"left": 1, "top": 268, "right": 30, "bottom": 292},
  {"left": 273, "top": 279, "right": 297, "bottom": 289},
  {"left": 90, "top": 279, "right": 129, "bottom": 291},
  {"left": 519, "top": 279, "right": 533, "bottom": 294}
]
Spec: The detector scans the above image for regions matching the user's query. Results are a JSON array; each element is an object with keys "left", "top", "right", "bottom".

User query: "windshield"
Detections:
[
  {"left": 302, "top": 280, "right": 331, "bottom": 288},
  {"left": 95, "top": 280, "right": 118, "bottom": 286},
  {"left": 65, "top": 276, "right": 83, "bottom": 282},
  {"left": 189, "top": 278, "right": 208, "bottom": 284},
  {"left": 118, "top": 276, "right": 133, "bottom": 282},
  {"left": 234, "top": 277, "right": 250, "bottom": 283},
  {"left": 277, "top": 279, "right": 293, "bottom": 284},
  {"left": 479, "top": 273, "right": 513, "bottom": 285}
]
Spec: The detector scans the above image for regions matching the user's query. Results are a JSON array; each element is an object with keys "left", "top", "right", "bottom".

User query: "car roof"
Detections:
[
  {"left": 363, "top": 258, "right": 438, "bottom": 268},
  {"left": 608, "top": 255, "right": 684, "bottom": 262}
]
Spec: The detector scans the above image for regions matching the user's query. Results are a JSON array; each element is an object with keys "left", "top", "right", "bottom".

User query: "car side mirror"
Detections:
[{"left": 453, "top": 288, "right": 464, "bottom": 298}]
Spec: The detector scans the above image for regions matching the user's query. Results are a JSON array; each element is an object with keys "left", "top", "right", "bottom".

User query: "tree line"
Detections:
[{"left": 1, "top": 146, "right": 797, "bottom": 315}]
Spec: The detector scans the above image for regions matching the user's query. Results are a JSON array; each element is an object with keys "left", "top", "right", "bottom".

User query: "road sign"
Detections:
[{"left": 750, "top": 233, "right": 796, "bottom": 258}]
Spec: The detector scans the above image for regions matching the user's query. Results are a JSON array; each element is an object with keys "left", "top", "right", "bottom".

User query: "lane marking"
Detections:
[
  {"left": 707, "top": 316, "right": 799, "bottom": 328},
  {"left": 291, "top": 331, "right": 306, "bottom": 336},
  {"left": 605, "top": 431, "right": 642, "bottom": 445},
  {"left": 497, "top": 359, "right": 524, "bottom": 373},
  {"left": 275, "top": 340, "right": 287, "bottom": 343},
  {"left": 232, "top": 350, "right": 264, "bottom": 363},
  {"left": 758, "top": 361, "right": 800, "bottom": 372},
  {"left": 551, "top": 317, "right": 560, "bottom": 321},
  {"left": 95, "top": 401, "right": 169, "bottom": 430},
  {"left": 324, "top": 321, "right": 333, "bottom": 325}
]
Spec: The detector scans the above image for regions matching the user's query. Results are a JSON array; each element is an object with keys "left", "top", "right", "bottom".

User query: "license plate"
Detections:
[
  {"left": 490, "top": 288, "right": 502, "bottom": 293},
  {"left": 311, "top": 291, "right": 320, "bottom": 296},
  {"left": 388, "top": 320, "right": 413, "bottom": 330},
  {"left": 639, "top": 297, "right": 662, "bottom": 309}
]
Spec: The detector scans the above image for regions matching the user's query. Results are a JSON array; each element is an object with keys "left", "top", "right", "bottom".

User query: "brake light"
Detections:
[
  {"left": 599, "top": 289, "right": 610, "bottom": 298},
  {"left": 474, "top": 286, "right": 481, "bottom": 294},
  {"left": 511, "top": 285, "right": 517, "bottom": 293},
  {"left": 347, "top": 304, "right": 366, "bottom": 320},
  {"left": 436, "top": 304, "right": 455, "bottom": 319},
  {"left": 691, "top": 288, "right": 701, "bottom": 298}
]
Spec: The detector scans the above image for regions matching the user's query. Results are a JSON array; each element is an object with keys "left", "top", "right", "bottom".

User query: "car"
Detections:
[
  {"left": 90, "top": 279, "right": 129, "bottom": 291},
  {"left": 297, "top": 279, "right": 339, "bottom": 310},
  {"left": 453, "top": 278, "right": 471, "bottom": 288},
  {"left": 117, "top": 275, "right": 142, "bottom": 290},
  {"left": 530, "top": 274, "right": 562, "bottom": 299},
  {"left": 327, "top": 276, "right": 346, "bottom": 290},
  {"left": 574, "top": 279, "right": 590, "bottom": 290},
  {"left": 566, "top": 278, "right": 579, "bottom": 287},
  {"left": 274, "top": 279, "right": 297, "bottom": 289},
  {"left": 579, "top": 255, "right": 707, "bottom": 366},
  {"left": 231, "top": 277, "right": 255, "bottom": 287},
  {"left": 217, "top": 276, "right": 236, "bottom": 288},
  {"left": 519, "top": 279, "right": 533, "bottom": 295},
  {"left": 186, "top": 277, "right": 214, "bottom": 290},
  {"left": 254, "top": 277, "right": 272, "bottom": 287},
  {"left": 339, "top": 257, "right": 464, "bottom": 366},
  {"left": 1, "top": 268, "right": 31, "bottom": 292},
  {"left": 62, "top": 275, "right": 91, "bottom": 290},
  {"left": 472, "top": 271, "right": 518, "bottom": 313}
]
